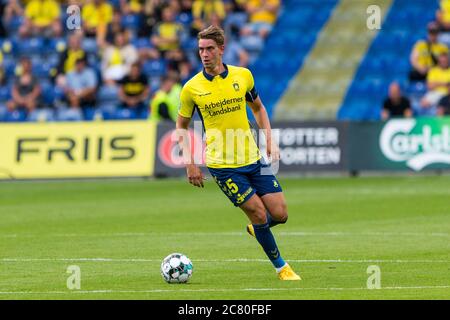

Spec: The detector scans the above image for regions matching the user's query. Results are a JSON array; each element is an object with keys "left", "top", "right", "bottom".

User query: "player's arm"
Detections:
[
  {"left": 176, "top": 115, "right": 205, "bottom": 188},
  {"left": 248, "top": 96, "right": 280, "bottom": 161}
]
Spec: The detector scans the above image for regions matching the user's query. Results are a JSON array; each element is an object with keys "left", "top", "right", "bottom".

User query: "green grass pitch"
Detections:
[{"left": 0, "top": 175, "right": 449, "bottom": 299}]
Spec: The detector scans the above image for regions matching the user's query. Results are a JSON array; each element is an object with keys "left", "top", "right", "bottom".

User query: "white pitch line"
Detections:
[
  {"left": 1, "top": 231, "right": 449, "bottom": 238},
  {"left": 1, "top": 258, "right": 449, "bottom": 264},
  {"left": 0, "top": 285, "right": 449, "bottom": 295}
]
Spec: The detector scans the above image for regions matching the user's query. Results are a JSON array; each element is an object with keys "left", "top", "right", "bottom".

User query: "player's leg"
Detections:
[
  {"left": 239, "top": 194, "right": 286, "bottom": 269},
  {"left": 240, "top": 194, "right": 300, "bottom": 280},
  {"left": 260, "top": 192, "right": 288, "bottom": 227},
  {"left": 247, "top": 161, "right": 287, "bottom": 228}
]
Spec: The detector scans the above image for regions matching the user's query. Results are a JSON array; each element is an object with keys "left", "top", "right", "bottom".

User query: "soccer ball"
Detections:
[{"left": 160, "top": 253, "right": 193, "bottom": 283}]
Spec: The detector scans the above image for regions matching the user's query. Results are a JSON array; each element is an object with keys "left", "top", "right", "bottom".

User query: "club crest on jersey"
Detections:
[{"left": 232, "top": 82, "right": 240, "bottom": 91}]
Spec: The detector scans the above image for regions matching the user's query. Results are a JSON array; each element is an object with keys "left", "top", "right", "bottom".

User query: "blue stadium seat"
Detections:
[
  {"left": 115, "top": 108, "right": 138, "bottom": 120},
  {"left": 82, "top": 107, "right": 103, "bottom": 121},
  {"left": 82, "top": 38, "right": 98, "bottom": 54},
  {"left": 177, "top": 12, "right": 194, "bottom": 26},
  {"left": 121, "top": 14, "right": 141, "bottom": 30},
  {"left": 131, "top": 37, "right": 153, "bottom": 49},
  {"left": 17, "top": 37, "right": 45, "bottom": 56},
  {"left": 45, "top": 38, "right": 67, "bottom": 55},
  {"left": 143, "top": 59, "right": 167, "bottom": 77},
  {"left": 6, "top": 16, "right": 24, "bottom": 33},
  {"left": 41, "top": 81, "right": 55, "bottom": 105},
  {"left": 0, "top": 85, "right": 11, "bottom": 102},
  {"left": 4, "top": 109, "right": 27, "bottom": 122},
  {"left": 2, "top": 57, "right": 16, "bottom": 78},
  {"left": 97, "top": 85, "right": 119, "bottom": 104}
]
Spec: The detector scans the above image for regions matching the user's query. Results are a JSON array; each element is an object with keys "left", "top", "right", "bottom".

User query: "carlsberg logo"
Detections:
[{"left": 380, "top": 119, "right": 450, "bottom": 171}]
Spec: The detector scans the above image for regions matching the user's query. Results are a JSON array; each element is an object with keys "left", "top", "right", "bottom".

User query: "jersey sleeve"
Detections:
[
  {"left": 178, "top": 84, "right": 195, "bottom": 118},
  {"left": 244, "top": 68, "right": 258, "bottom": 102}
]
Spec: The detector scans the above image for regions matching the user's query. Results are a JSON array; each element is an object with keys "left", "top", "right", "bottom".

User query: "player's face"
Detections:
[{"left": 198, "top": 39, "right": 224, "bottom": 70}]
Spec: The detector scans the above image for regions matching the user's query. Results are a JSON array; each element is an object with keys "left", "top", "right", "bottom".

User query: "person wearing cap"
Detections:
[{"left": 409, "top": 22, "right": 449, "bottom": 82}]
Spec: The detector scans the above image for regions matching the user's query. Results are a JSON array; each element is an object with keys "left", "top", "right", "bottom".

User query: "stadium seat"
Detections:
[
  {"left": 142, "top": 59, "right": 167, "bottom": 77},
  {"left": 121, "top": 14, "right": 141, "bottom": 30},
  {"left": 45, "top": 38, "right": 67, "bottom": 55},
  {"left": 177, "top": 12, "right": 193, "bottom": 26},
  {"left": 131, "top": 37, "right": 153, "bottom": 49},
  {"left": 0, "top": 85, "right": 11, "bottom": 102},
  {"left": 4, "top": 109, "right": 27, "bottom": 122},
  {"left": 338, "top": 0, "right": 439, "bottom": 120},
  {"left": 17, "top": 37, "right": 45, "bottom": 56},
  {"left": 6, "top": 16, "right": 24, "bottom": 34},
  {"left": 114, "top": 108, "right": 138, "bottom": 120},
  {"left": 82, "top": 38, "right": 98, "bottom": 54},
  {"left": 97, "top": 85, "right": 119, "bottom": 104}
]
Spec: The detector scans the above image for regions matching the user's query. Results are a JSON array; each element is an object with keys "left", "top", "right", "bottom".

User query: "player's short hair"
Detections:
[{"left": 197, "top": 25, "right": 225, "bottom": 46}]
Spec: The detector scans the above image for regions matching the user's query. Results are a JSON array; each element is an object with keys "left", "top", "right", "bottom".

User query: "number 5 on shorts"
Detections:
[{"left": 226, "top": 179, "right": 239, "bottom": 194}]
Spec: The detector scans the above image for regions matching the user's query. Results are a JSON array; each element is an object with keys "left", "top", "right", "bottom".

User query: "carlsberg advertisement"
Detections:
[{"left": 350, "top": 117, "right": 450, "bottom": 171}]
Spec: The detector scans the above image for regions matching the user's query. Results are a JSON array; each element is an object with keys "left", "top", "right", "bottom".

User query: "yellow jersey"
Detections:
[
  {"left": 179, "top": 64, "right": 261, "bottom": 168},
  {"left": 25, "top": 0, "right": 61, "bottom": 27},
  {"left": 413, "top": 40, "right": 449, "bottom": 69},
  {"left": 427, "top": 66, "right": 450, "bottom": 94},
  {"left": 247, "top": 0, "right": 280, "bottom": 24},
  {"left": 441, "top": 0, "right": 450, "bottom": 23},
  {"left": 82, "top": 2, "right": 113, "bottom": 28}
]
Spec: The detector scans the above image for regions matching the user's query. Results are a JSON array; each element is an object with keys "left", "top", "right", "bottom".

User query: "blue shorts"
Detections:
[{"left": 208, "top": 160, "right": 282, "bottom": 207}]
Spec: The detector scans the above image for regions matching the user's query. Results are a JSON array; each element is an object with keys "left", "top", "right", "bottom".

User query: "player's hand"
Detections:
[
  {"left": 266, "top": 139, "right": 280, "bottom": 162},
  {"left": 186, "top": 164, "right": 205, "bottom": 188}
]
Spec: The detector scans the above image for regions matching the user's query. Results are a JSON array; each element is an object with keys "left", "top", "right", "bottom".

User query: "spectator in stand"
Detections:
[
  {"left": 436, "top": 82, "right": 450, "bottom": 116},
  {"left": 82, "top": 0, "right": 114, "bottom": 47},
  {"left": 165, "top": 48, "right": 192, "bottom": 82},
  {"left": 0, "top": 49, "right": 4, "bottom": 86},
  {"left": 101, "top": 30, "right": 139, "bottom": 85},
  {"left": 191, "top": 0, "right": 226, "bottom": 33},
  {"left": 223, "top": 0, "right": 248, "bottom": 38},
  {"left": 3, "top": 0, "right": 23, "bottom": 28},
  {"left": 19, "top": 0, "right": 62, "bottom": 38},
  {"left": 420, "top": 52, "right": 450, "bottom": 111},
  {"left": 150, "top": 72, "right": 181, "bottom": 122},
  {"left": 59, "top": 56, "right": 98, "bottom": 121},
  {"left": 409, "top": 22, "right": 448, "bottom": 82},
  {"left": 118, "top": 62, "right": 150, "bottom": 119},
  {"left": 381, "top": 82, "right": 412, "bottom": 120},
  {"left": 54, "top": 32, "right": 87, "bottom": 87},
  {"left": 241, "top": 0, "right": 279, "bottom": 39},
  {"left": 151, "top": 5, "right": 184, "bottom": 57},
  {"left": 120, "top": 0, "right": 145, "bottom": 15},
  {"left": 179, "top": 0, "right": 194, "bottom": 15},
  {"left": 223, "top": 35, "right": 249, "bottom": 67},
  {"left": 0, "top": 1, "right": 8, "bottom": 37},
  {"left": 138, "top": 0, "right": 166, "bottom": 37},
  {"left": 6, "top": 57, "right": 45, "bottom": 121},
  {"left": 105, "top": 9, "right": 126, "bottom": 44},
  {"left": 436, "top": 0, "right": 450, "bottom": 31}
]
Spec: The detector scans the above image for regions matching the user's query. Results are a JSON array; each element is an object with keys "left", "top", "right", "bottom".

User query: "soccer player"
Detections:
[{"left": 176, "top": 25, "right": 300, "bottom": 280}]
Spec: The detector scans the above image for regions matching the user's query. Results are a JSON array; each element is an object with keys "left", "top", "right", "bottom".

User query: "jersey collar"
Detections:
[{"left": 202, "top": 63, "right": 228, "bottom": 81}]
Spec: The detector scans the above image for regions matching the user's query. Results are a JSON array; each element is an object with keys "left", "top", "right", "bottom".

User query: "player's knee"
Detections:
[
  {"left": 249, "top": 205, "right": 268, "bottom": 225},
  {"left": 277, "top": 202, "right": 288, "bottom": 224}
]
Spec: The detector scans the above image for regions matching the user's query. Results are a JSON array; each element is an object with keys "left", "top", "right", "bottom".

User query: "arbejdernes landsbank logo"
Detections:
[{"left": 380, "top": 119, "right": 450, "bottom": 171}]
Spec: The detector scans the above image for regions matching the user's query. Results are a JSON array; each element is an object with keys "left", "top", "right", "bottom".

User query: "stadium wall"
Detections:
[
  {"left": 0, "top": 117, "right": 449, "bottom": 180},
  {"left": 0, "top": 121, "right": 157, "bottom": 179}
]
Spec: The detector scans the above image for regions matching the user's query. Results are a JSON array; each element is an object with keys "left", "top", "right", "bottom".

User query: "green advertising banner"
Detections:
[{"left": 349, "top": 117, "right": 450, "bottom": 171}]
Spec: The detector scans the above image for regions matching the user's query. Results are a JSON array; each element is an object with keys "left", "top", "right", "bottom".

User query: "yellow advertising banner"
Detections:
[{"left": 0, "top": 121, "right": 157, "bottom": 179}]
